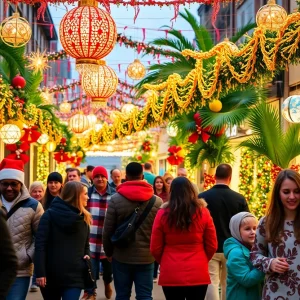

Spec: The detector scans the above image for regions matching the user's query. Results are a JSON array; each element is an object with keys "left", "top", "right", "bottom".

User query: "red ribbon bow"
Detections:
[
  {"left": 167, "top": 146, "right": 184, "bottom": 166},
  {"left": 188, "top": 113, "right": 211, "bottom": 144}
]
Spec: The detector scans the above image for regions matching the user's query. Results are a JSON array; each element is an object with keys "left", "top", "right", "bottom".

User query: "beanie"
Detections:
[
  {"left": 92, "top": 166, "right": 108, "bottom": 180},
  {"left": 47, "top": 172, "right": 63, "bottom": 184},
  {"left": 0, "top": 158, "right": 25, "bottom": 184}
]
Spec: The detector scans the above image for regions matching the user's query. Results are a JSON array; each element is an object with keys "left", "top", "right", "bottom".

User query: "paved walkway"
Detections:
[{"left": 27, "top": 279, "right": 165, "bottom": 300}]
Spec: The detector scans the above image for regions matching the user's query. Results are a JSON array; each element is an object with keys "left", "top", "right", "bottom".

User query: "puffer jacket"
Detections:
[
  {"left": 103, "top": 180, "right": 162, "bottom": 264},
  {"left": 0, "top": 186, "right": 44, "bottom": 277}
]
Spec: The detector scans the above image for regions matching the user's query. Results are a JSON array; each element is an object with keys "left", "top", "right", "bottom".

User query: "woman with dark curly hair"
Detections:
[{"left": 150, "top": 177, "right": 217, "bottom": 300}]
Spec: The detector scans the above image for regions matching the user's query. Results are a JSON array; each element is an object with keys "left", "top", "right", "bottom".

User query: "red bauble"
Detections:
[{"left": 12, "top": 75, "right": 26, "bottom": 89}]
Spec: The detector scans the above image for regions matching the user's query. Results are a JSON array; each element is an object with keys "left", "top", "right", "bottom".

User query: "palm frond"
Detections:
[{"left": 230, "top": 22, "right": 257, "bottom": 44}]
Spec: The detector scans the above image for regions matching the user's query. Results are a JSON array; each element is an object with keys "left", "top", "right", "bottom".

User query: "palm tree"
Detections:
[{"left": 239, "top": 101, "right": 300, "bottom": 168}]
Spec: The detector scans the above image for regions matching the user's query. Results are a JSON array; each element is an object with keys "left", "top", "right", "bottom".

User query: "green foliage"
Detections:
[{"left": 239, "top": 101, "right": 300, "bottom": 168}]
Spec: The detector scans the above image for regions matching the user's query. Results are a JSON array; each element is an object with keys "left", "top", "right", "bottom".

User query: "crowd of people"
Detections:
[{"left": 1, "top": 158, "right": 300, "bottom": 300}]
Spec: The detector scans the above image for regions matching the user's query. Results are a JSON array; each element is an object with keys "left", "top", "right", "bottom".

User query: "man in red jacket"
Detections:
[{"left": 103, "top": 162, "right": 162, "bottom": 300}]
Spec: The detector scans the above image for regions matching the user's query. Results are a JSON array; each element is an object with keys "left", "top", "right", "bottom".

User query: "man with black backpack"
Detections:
[{"left": 103, "top": 162, "right": 162, "bottom": 300}]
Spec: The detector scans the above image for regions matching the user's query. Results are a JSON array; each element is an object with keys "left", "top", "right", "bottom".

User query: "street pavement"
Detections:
[{"left": 27, "top": 279, "right": 165, "bottom": 300}]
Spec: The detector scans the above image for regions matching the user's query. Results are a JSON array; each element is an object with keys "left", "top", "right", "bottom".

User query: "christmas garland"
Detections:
[
  {"left": 36, "top": 146, "right": 50, "bottom": 184},
  {"left": 84, "top": 12, "right": 300, "bottom": 144}
]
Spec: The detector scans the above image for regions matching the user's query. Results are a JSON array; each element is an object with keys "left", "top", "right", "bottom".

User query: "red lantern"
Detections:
[
  {"left": 59, "top": 0, "right": 117, "bottom": 71},
  {"left": 12, "top": 75, "right": 26, "bottom": 89}
]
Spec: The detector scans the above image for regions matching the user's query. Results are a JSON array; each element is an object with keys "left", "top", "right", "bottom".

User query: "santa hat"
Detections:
[
  {"left": 92, "top": 166, "right": 108, "bottom": 180},
  {"left": 0, "top": 158, "right": 25, "bottom": 184}
]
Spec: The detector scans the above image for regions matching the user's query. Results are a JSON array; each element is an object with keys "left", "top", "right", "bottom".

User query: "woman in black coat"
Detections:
[{"left": 35, "top": 181, "right": 92, "bottom": 300}]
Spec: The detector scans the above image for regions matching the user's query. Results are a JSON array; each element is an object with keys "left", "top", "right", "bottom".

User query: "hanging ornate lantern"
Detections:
[
  {"left": 59, "top": 100, "right": 71, "bottom": 113},
  {"left": 0, "top": 124, "right": 21, "bottom": 144},
  {"left": 37, "top": 133, "right": 49, "bottom": 145},
  {"left": 69, "top": 112, "right": 90, "bottom": 133},
  {"left": 0, "top": 12, "right": 32, "bottom": 47},
  {"left": 127, "top": 59, "right": 146, "bottom": 80},
  {"left": 59, "top": 0, "right": 117, "bottom": 74},
  {"left": 87, "top": 114, "right": 98, "bottom": 127},
  {"left": 256, "top": 0, "right": 287, "bottom": 31},
  {"left": 282, "top": 95, "right": 300, "bottom": 123},
  {"left": 81, "top": 61, "right": 118, "bottom": 108},
  {"left": 46, "top": 141, "right": 57, "bottom": 152},
  {"left": 121, "top": 103, "right": 136, "bottom": 115}
]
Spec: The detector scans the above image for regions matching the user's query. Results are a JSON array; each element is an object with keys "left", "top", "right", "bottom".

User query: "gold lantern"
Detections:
[
  {"left": 46, "top": 141, "right": 57, "bottom": 152},
  {"left": 256, "top": 0, "right": 287, "bottom": 31},
  {"left": 37, "top": 133, "right": 49, "bottom": 145},
  {"left": 127, "top": 59, "right": 146, "bottom": 80},
  {"left": 87, "top": 114, "right": 98, "bottom": 127},
  {"left": 69, "top": 112, "right": 90, "bottom": 133},
  {"left": 0, "top": 12, "right": 32, "bottom": 47},
  {"left": 59, "top": 0, "right": 117, "bottom": 74},
  {"left": 0, "top": 124, "right": 21, "bottom": 144},
  {"left": 121, "top": 103, "right": 136, "bottom": 115},
  {"left": 81, "top": 61, "right": 118, "bottom": 108},
  {"left": 59, "top": 100, "right": 71, "bottom": 113}
]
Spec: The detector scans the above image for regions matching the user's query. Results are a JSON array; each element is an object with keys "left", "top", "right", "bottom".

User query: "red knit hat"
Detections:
[
  {"left": 92, "top": 166, "right": 108, "bottom": 180},
  {"left": 0, "top": 158, "right": 25, "bottom": 184}
]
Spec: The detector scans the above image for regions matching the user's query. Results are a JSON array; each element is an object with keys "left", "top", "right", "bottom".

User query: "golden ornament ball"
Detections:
[
  {"left": 77, "top": 151, "right": 84, "bottom": 158},
  {"left": 209, "top": 100, "right": 222, "bottom": 112}
]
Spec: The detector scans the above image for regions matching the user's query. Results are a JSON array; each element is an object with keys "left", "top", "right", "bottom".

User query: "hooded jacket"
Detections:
[
  {"left": 0, "top": 186, "right": 44, "bottom": 277},
  {"left": 34, "top": 197, "right": 90, "bottom": 288},
  {"left": 224, "top": 237, "right": 264, "bottom": 300},
  {"left": 103, "top": 180, "right": 162, "bottom": 264}
]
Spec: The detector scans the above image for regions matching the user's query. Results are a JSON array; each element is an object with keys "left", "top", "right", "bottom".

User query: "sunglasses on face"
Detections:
[{"left": 0, "top": 181, "right": 20, "bottom": 188}]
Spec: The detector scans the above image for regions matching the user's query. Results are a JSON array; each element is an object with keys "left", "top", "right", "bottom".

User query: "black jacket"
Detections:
[
  {"left": 0, "top": 210, "right": 18, "bottom": 299},
  {"left": 199, "top": 185, "right": 249, "bottom": 253},
  {"left": 35, "top": 197, "right": 90, "bottom": 288}
]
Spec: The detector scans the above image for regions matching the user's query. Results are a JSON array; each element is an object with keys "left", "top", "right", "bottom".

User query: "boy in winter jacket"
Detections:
[{"left": 223, "top": 212, "right": 264, "bottom": 300}]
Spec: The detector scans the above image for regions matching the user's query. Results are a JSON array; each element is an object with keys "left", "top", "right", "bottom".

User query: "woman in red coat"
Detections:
[{"left": 150, "top": 177, "right": 217, "bottom": 300}]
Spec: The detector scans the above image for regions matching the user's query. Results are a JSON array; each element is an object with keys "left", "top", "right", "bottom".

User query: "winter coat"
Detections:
[
  {"left": 224, "top": 237, "right": 264, "bottom": 300},
  {"left": 0, "top": 210, "right": 17, "bottom": 299},
  {"left": 199, "top": 185, "right": 249, "bottom": 252},
  {"left": 35, "top": 197, "right": 90, "bottom": 289},
  {"left": 103, "top": 180, "right": 162, "bottom": 264},
  {"left": 150, "top": 204, "right": 218, "bottom": 286},
  {"left": 0, "top": 187, "right": 44, "bottom": 277}
]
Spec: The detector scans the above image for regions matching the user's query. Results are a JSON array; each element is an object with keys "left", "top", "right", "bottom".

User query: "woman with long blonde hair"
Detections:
[{"left": 35, "top": 181, "right": 92, "bottom": 300}]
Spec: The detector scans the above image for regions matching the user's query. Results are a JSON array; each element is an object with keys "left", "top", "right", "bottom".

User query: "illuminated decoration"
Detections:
[
  {"left": 81, "top": 61, "right": 118, "bottom": 108},
  {"left": 69, "top": 112, "right": 90, "bottom": 134},
  {"left": 7, "top": 119, "right": 23, "bottom": 130},
  {"left": 209, "top": 99, "right": 222, "bottom": 112},
  {"left": 238, "top": 148, "right": 254, "bottom": 203},
  {"left": 37, "top": 133, "right": 49, "bottom": 145},
  {"left": 59, "top": 0, "right": 117, "bottom": 74},
  {"left": 59, "top": 100, "right": 71, "bottom": 113},
  {"left": 256, "top": 0, "right": 287, "bottom": 31},
  {"left": 36, "top": 146, "right": 49, "bottom": 184},
  {"left": 95, "top": 122, "right": 103, "bottom": 132},
  {"left": 121, "top": 103, "right": 135, "bottom": 115},
  {"left": 46, "top": 141, "right": 57, "bottom": 152},
  {"left": 0, "top": 12, "right": 31, "bottom": 47},
  {"left": 166, "top": 123, "right": 178, "bottom": 137},
  {"left": 40, "top": 90, "right": 52, "bottom": 104},
  {"left": 87, "top": 113, "right": 97, "bottom": 127},
  {"left": 0, "top": 124, "right": 21, "bottom": 144},
  {"left": 27, "top": 49, "right": 50, "bottom": 74},
  {"left": 223, "top": 38, "right": 238, "bottom": 52},
  {"left": 204, "top": 173, "right": 216, "bottom": 191},
  {"left": 281, "top": 95, "right": 300, "bottom": 123},
  {"left": 127, "top": 59, "right": 146, "bottom": 80}
]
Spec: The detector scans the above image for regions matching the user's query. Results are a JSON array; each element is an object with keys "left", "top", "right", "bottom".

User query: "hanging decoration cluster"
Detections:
[{"left": 36, "top": 146, "right": 50, "bottom": 185}]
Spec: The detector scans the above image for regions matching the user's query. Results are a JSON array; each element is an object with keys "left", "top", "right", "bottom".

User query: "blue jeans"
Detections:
[
  {"left": 40, "top": 286, "right": 81, "bottom": 300},
  {"left": 112, "top": 259, "right": 154, "bottom": 300},
  {"left": 6, "top": 277, "right": 30, "bottom": 300}
]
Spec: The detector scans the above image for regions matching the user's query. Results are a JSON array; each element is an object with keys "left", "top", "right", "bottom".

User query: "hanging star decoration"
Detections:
[{"left": 27, "top": 49, "right": 50, "bottom": 74}]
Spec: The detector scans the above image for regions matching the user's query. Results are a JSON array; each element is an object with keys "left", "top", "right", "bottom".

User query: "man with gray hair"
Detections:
[{"left": 177, "top": 167, "right": 199, "bottom": 194}]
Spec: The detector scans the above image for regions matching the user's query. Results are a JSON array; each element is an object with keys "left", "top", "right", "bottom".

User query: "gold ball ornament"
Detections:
[
  {"left": 0, "top": 124, "right": 21, "bottom": 144},
  {"left": 0, "top": 12, "right": 32, "bottom": 47},
  {"left": 59, "top": 100, "right": 71, "bottom": 113},
  {"left": 69, "top": 112, "right": 90, "bottom": 134},
  {"left": 77, "top": 151, "right": 84, "bottom": 158},
  {"left": 37, "top": 133, "right": 49, "bottom": 145},
  {"left": 176, "top": 148, "right": 185, "bottom": 158},
  {"left": 127, "top": 59, "right": 146, "bottom": 80},
  {"left": 209, "top": 100, "right": 222, "bottom": 112},
  {"left": 46, "top": 141, "right": 57, "bottom": 152},
  {"left": 256, "top": 0, "right": 287, "bottom": 31}
]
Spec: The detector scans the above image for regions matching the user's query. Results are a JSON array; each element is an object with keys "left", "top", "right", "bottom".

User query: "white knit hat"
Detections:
[{"left": 0, "top": 158, "right": 25, "bottom": 184}]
